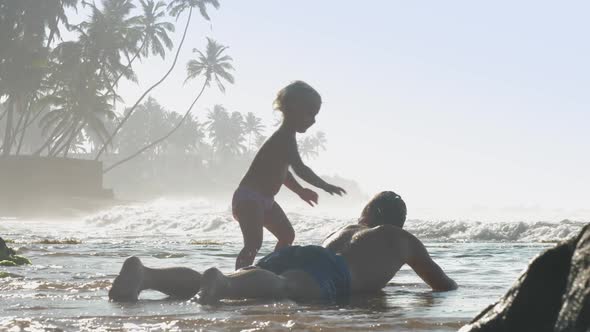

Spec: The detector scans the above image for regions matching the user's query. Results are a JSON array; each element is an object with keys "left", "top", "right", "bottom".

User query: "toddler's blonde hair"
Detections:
[{"left": 273, "top": 80, "right": 322, "bottom": 113}]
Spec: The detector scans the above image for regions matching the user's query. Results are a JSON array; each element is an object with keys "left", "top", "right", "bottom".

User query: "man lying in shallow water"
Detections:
[{"left": 109, "top": 191, "right": 457, "bottom": 303}]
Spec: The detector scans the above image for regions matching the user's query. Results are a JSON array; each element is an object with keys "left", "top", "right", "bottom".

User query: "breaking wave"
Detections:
[{"left": 81, "top": 199, "right": 586, "bottom": 243}]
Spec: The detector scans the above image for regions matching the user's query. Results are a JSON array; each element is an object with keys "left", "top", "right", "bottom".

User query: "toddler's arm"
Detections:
[
  {"left": 288, "top": 140, "right": 346, "bottom": 196},
  {"left": 285, "top": 171, "right": 318, "bottom": 206}
]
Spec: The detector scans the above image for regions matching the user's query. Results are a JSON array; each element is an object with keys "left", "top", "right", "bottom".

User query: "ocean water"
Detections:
[{"left": 0, "top": 198, "right": 585, "bottom": 331}]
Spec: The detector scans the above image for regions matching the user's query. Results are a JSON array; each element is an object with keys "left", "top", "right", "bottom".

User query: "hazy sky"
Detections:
[{"left": 108, "top": 1, "right": 589, "bottom": 220}]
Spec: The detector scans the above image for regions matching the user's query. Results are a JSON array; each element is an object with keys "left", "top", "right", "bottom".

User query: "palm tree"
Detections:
[
  {"left": 0, "top": 0, "right": 85, "bottom": 156},
  {"left": 45, "top": 0, "right": 79, "bottom": 48},
  {"left": 311, "top": 131, "right": 327, "bottom": 155},
  {"left": 79, "top": 0, "right": 142, "bottom": 90},
  {"left": 36, "top": 70, "right": 117, "bottom": 157},
  {"left": 204, "top": 107, "right": 246, "bottom": 160},
  {"left": 298, "top": 136, "right": 318, "bottom": 160},
  {"left": 116, "top": 97, "right": 168, "bottom": 155},
  {"left": 166, "top": 111, "right": 204, "bottom": 154},
  {"left": 0, "top": 0, "right": 52, "bottom": 155},
  {"left": 138, "top": 0, "right": 175, "bottom": 59},
  {"left": 226, "top": 111, "right": 247, "bottom": 157},
  {"left": 185, "top": 37, "right": 234, "bottom": 92},
  {"left": 29, "top": 0, "right": 141, "bottom": 156},
  {"left": 243, "top": 112, "right": 265, "bottom": 152},
  {"left": 205, "top": 104, "right": 228, "bottom": 149},
  {"left": 104, "top": 0, "right": 175, "bottom": 96},
  {"left": 103, "top": 37, "right": 233, "bottom": 173},
  {"left": 94, "top": 0, "right": 220, "bottom": 160},
  {"left": 254, "top": 134, "right": 266, "bottom": 150},
  {"left": 86, "top": 112, "right": 117, "bottom": 154}
]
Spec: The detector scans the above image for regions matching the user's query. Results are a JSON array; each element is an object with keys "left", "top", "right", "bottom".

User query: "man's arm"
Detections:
[{"left": 405, "top": 233, "right": 458, "bottom": 291}]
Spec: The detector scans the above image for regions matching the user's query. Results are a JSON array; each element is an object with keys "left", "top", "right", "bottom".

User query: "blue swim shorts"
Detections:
[{"left": 256, "top": 245, "right": 351, "bottom": 302}]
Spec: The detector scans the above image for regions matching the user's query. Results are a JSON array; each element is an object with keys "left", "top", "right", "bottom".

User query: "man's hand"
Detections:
[
  {"left": 298, "top": 188, "right": 319, "bottom": 207},
  {"left": 323, "top": 184, "right": 347, "bottom": 196}
]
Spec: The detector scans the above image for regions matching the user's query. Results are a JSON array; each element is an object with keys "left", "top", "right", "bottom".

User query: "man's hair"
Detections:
[
  {"left": 360, "top": 191, "right": 407, "bottom": 228},
  {"left": 273, "top": 80, "right": 322, "bottom": 113}
]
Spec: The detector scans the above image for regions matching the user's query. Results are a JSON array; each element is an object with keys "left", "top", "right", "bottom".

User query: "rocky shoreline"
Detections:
[{"left": 460, "top": 223, "right": 590, "bottom": 331}]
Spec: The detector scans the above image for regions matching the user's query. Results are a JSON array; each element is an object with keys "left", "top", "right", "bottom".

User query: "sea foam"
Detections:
[{"left": 82, "top": 199, "right": 585, "bottom": 243}]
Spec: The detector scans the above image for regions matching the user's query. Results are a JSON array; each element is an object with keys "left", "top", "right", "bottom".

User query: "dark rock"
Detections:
[
  {"left": 0, "top": 237, "right": 16, "bottom": 257},
  {"left": 0, "top": 236, "right": 31, "bottom": 266},
  {"left": 460, "top": 224, "right": 590, "bottom": 332},
  {"left": 554, "top": 224, "right": 590, "bottom": 332}
]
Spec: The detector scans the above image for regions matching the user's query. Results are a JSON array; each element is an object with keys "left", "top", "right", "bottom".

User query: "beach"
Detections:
[{"left": 0, "top": 199, "right": 584, "bottom": 331}]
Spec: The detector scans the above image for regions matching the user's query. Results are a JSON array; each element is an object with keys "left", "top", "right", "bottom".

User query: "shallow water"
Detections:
[{"left": 0, "top": 199, "right": 584, "bottom": 331}]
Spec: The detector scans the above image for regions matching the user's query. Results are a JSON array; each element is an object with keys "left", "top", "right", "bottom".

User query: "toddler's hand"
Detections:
[
  {"left": 323, "top": 184, "right": 347, "bottom": 196},
  {"left": 299, "top": 188, "right": 319, "bottom": 207}
]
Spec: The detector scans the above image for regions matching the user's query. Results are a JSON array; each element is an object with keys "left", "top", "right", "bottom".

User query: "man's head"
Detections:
[{"left": 359, "top": 191, "right": 407, "bottom": 228}]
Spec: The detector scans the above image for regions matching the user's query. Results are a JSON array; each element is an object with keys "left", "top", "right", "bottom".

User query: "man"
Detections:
[{"left": 109, "top": 191, "right": 457, "bottom": 303}]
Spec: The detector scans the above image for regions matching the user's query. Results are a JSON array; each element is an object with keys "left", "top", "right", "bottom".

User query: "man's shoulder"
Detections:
[
  {"left": 369, "top": 225, "right": 422, "bottom": 244},
  {"left": 371, "top": 224, "right": 409, "bottom": 235}
]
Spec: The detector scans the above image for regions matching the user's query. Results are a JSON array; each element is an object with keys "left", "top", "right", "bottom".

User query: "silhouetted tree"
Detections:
[
  {"left": 94, "top": 0, "right": 220, "bottom": 160},
  {"left": 103, "top": 37, "right": 233, "bottom": 173},
  {"left": 311, "top": 131, "right": 327, "bottom": 155},
  {"left": 298, "top": 136, "right": 317, "bottom": 160},
  {"left": 243, "top": 112, "right": 264, "bottom": 152}
]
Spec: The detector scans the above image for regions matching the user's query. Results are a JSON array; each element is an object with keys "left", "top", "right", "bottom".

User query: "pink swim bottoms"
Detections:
[{"left": 232, "top": 186, "right": 275, "bottom": 215}]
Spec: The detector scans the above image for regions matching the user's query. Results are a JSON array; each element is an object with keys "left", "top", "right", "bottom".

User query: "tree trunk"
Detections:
[
  {"left": 10, "top": 101, "right": 28, "bottom": 146},
  {"left": 103, "top": 80, "right": 207, "bottom": 174},
  {"left": 60, "top": 122, "right": 85, "bottom": 157},
  {"left": 1, "top": 98, "right": 18, "bottom": 156},
  {"left": 32, "top": 117, "right": 69, "bottom": 156},
  {"left": 15, "top": 101, "right": 33, "bottom": 155},
  {"left": 0, "top": 107, "right": 8, "bottom": 122},
  {"left": 50, "top": 120, "right": 78, "bottom": 156},
  {"left": 94, "top": 7, "right": 194, "bottom": 161},
  {"left": 46, "top": 16, "right": 59, "bottom": 48},
  {"left": 103, "top": 38, "right": 146, "bottom": 99},
  {"left": 14, "top": 103, "right": 45, "bottom": 152}
]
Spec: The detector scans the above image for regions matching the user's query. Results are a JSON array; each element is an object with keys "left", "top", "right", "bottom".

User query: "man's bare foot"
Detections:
[
  {"left": 198, "top": 267, "right": 229, "bottom": 304},
  {"left": 109, "top": 256, "right": 145, "bottom": 302}
]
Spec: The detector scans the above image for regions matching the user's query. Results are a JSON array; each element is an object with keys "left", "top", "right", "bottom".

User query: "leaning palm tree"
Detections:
[
  {"left": 138, "top": 0, "right": 175, "bottom": 59},
  {"left": 103, "top": 37, "right": 233, "bottom": 173},
  {"left": 94, "top": 0, "right": 220, "bottom": 160},
  {"left": 37, "top": 74, "right": 117, "bottom": 157},
  {"left": 104, "top": 0, "right": 175, "bottom": 96},
  {"left": 36, "top": 0, "right": 142, "bottom": 156}
]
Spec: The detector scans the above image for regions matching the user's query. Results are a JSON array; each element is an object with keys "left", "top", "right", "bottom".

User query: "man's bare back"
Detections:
[{"left": 323, "top": 224, "right": 458, "bottom": 293}]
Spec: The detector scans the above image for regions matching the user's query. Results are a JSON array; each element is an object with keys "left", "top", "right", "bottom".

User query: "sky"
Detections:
[{"left": 98, "top": 1, "right": 589, "bottom": 221}]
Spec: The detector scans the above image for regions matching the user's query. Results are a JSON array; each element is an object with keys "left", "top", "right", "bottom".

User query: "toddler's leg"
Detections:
[
  {"left": 264, "top": 202, "right": 295, "bottom": 251},
  {"left": 234, "top": 200, "right": 264, "bottom": 270}
]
